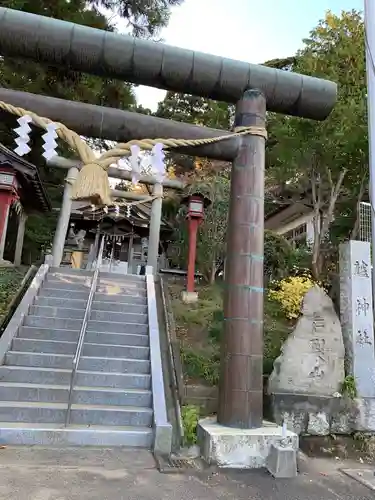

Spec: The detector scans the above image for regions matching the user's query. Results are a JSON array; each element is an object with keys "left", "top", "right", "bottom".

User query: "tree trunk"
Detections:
[
  {"left": 311, "top": 218, "right": 321, "bottom": 280},
  {"left": 310, "top": 167, "right": 347, "bottom": 280},
  {"left": 209, "top": 262, "right": 217, "bottom": 284}
]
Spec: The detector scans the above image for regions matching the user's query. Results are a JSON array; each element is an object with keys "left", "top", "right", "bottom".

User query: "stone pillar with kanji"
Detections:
[{"left": 339, "top": 240, "right": 375, "bottom": 398}]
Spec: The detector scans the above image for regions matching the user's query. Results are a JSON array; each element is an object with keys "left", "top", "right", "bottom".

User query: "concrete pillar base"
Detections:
[
  {"left": 181, "top": 291, "right": 198, "bottom": 304},
  {"left": 0, "top": 259, "right": 13, "bottom": 268},
  {"left": 266, "top": 443, "right": 298, "bottom": 478},
  {"left": 198, "top": 417, "right": 298, "bottom": 469}
]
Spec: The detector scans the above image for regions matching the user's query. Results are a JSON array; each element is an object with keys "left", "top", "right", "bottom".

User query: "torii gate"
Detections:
[{"left": 0, "top": 7, "right": 336, "bottom": 438}]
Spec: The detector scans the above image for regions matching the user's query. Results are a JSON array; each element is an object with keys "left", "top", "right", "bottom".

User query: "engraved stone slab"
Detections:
[
  {"left": 340, "top": 241, "right": 375, "bottom": 398},
  {"left": 268, "top": 285, "right": 345, "bottom": 396},
  {"left": 307, "top": 411, "right": 330, "bottom": 436}
]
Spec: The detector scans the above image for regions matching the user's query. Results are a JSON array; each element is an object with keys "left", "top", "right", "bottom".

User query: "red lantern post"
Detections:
[
  {"left": 181, "top": 193, "right": 209, "bottom": 304},
  {"left": 0, "top": 169, "right": 17, "bottom": 261}
]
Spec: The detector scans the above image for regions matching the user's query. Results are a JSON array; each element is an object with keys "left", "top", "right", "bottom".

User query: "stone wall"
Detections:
[
  {"left": 184, "top": 376, "right": 271, "bottom": 417},
  {"left": 271, "top": 393, "right": 357, "bottom": 435},
  {"left": 184, "top": 385, "right": 218, "bottom": 415},
  {"left": 271, "top": 394, "right": 375, "bottom": 435}
]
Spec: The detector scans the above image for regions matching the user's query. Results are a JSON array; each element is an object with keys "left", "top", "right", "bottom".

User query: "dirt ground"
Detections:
[{"left": 0, "top": 447, "right": 373, "bottom": 500}]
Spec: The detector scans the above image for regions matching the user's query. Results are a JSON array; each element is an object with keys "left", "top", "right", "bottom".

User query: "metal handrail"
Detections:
[
  {"left": 65, "top": 236, "right": 105, "bottom": 427},
  {"left": 159, "top": 276, "right": 185, "bottom": 445}
]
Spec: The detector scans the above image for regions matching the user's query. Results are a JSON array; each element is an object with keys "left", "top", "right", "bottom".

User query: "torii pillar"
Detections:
[
  {"left": 199, "top": 90, "right": 298, "bottom": 469},
  {"left": 218, "top": 89, "right": 265, "bottom": 429}
]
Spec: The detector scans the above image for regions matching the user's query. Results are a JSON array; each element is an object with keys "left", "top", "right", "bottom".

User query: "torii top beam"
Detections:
[{"left": 0, "top": 7, "right": 336, "bottom": 121}]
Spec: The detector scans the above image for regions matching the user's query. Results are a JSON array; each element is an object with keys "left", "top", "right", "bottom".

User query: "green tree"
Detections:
[
  {"left": 91, "top": 0, "right": 183, "bottom": 37},
  {"left": 156, "top": 92, "right": 232, "bottom": 174},
  {"left": 0, "top": 0, "right": 183, "bottom": 262},
  {"left": 267, "top": 9, "right": 367, "bottom": 279},
  {"left": 156, "top": 92, "right": 231, "bottom": 129},
  {"left": 168, "top": 161, "right": 230, "bottom": 283}
]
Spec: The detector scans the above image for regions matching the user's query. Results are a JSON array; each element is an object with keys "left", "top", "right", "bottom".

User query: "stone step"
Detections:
[
  {"left": 0, "top": 366, "right": 72, "bottom": 385},
  {"left": 24, "top": 316, "right": 149, "bottom": 335},
  {"left": 29, "top": 305, "right": 148, "bottom": 324},
  {"left": 11, "top": 338, "right": 150, "bottom": 360},
  {"left": 92, "top": 300, "right": 147, "bottom": 314},
  {"left": 0, "top": 382, "right": 67, "bottom": 403},
  {"left": 94, "top": 292, "right": 147, "bottom": 304},
  {"left": 0, "top": 422, "right": 153, "bottom": 447},
  {"left": 87, "top": 320, "right": 148, "bottom": 335},
  {"left": 98, "top": 272, "right": 146, "bottom": 283},
  {"left": 43, "top": 281, "right": 92, "bottom": 292},
  {"left": 46, "top": 273, "right": 93, "bottom": 286},
  {"left": 74, "top": 387, "right": 152, "bottom": 407},
  {"left": 38, "top": 288, "right": 90, "bottom": 301},
  {"left": 0, "top": 366, "right": 151, "bottom": 389},
  {"left": 24, "top": 316, "right": 83, "bottom": 330},
  {"left": 29, "top": 305, "right": 86, "bottom": 320},
  {"left": 49, "top": 267, "right": 93, "bottom": 277},
  {"left": 36, "top": 297, "right": 148, "bottom": 314},
  {"left": 96, "top": 283, "right": 146, "bottom": 296},
  {"left": 0, "top": 382, "right": 152, "bottom": 407},
  {"left": 0, "top": 401, "right": 153, "bottom": 426},
  {"left": 5, "top": 352, "right": 151, "bottom": 373},
  {"left": 18, "top": 327, "right": 149, "bottom": 347},
  {"left": 86, "top": 331, "right": 149, "bottom": 348},
  {"left": 35, "top": 297, "right": 87, "bottom": 310},
  {"left": 90, "top": 309, "right": 148, "bottom": 324},
  {"left": 5, "top": 351, "right": 73, "bottom": 370},
  {"left": 75, "top": 370, "right": 151, "bottom": 390}
]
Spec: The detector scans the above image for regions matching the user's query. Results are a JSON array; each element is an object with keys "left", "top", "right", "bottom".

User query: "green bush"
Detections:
[
  {"left": 181, "top": 405, "right": 200, "bottom": 445},
  {"left": 341, "top": 375, "right": 357, "bottom": 399},
  {"left": 180, "top": 346, "right": 220, "bottom": 386},
  {"left": 264, "top": 230, "right": 294, "bottom": 282},
  {"left": 205, "top": 296, "right": 292, "bottom": 377},
  {"left": 208, "top": 309, "right": 224, "bottom": 342},
  {"left": 0, "top": 268, "right": 26, "bottom": 322},
  {"left": 264, "top": 231, "right": 312, "bottom": 282}
]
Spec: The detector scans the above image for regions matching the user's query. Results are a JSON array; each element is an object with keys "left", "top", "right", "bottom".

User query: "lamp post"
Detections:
[
  {"left": 0, "top": 170, "right": 17, "bottom": 262},
  {"left": 181, "top": 193, "right": 210, "bottom": 303}
]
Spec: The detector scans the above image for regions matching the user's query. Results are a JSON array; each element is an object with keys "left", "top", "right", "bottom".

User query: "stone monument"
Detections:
[
  {"left": 339, "top": 240, "right": 375, "bottom": 398},
  {"left": 268, "top": 285, "right": 345, "bottom": 396},
  {"left": 268, "top": 285, "right": 346, "bottom": 435},
  {"left": 340, "top": 240, "right": 375, "bottom": 431}
]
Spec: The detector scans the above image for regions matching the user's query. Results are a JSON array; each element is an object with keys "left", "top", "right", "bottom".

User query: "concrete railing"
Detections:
[
  {"left": 146, "top": 272, "right": 172, "bottom": 455},
  {"left": 0, "top": 261, "right": 50, "bottom": 364}
]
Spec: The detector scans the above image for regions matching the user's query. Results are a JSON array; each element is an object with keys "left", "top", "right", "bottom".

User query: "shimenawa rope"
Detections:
[{"left": 0, "top": 100, "right": 267, "bottom": 206}]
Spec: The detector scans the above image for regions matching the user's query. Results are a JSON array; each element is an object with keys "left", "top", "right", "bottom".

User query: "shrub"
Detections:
[
  {"left": 208, "top": 309, "right": 224, "bottom": 342},
  {"left": 181, "top": 405, "right": 200, "bottom": 445},
  {"left": 341, "top": 375, "right": 357, "bottom": 400},
  {"left": 206, "top": 297, "right": 292, "bottom": 376},
  {"left": 264, "top": 230, "right": 295, "bottom": 282},
  {"left": 180, "top": 346, "right": 220, "bottom": 386},
  {"left": 268, "top": 274, "right": 316, "bottom": 319}
]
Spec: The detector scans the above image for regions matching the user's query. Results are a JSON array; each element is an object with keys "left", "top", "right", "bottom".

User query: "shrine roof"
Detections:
[
  {"left": 70, "top": 201, "right": 173, "bottom": 234},
  {"left": 0, "top": 143, "right": 51, "bottom": 212}
]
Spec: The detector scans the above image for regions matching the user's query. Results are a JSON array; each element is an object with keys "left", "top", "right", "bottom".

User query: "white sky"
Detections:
[{"left": 115, "top": 0, "right": 362, "bottom": 111}]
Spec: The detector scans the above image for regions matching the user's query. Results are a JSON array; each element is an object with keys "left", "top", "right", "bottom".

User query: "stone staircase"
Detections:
[{"left": 0, "top": 267, "right": 159, "bottom": 447}]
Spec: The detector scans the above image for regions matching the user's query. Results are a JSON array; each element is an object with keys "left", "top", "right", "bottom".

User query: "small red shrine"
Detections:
[{"left": 0, "top": 143, "right": 51, "bottom": 265}]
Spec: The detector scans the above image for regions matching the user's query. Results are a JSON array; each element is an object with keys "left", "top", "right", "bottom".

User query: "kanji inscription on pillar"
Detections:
[{"left": 339, "top": 240, "right": 375, "bottom": 397}]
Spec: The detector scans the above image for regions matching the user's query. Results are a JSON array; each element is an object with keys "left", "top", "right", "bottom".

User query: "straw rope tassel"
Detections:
[
  {"left": 0, "top": 100, "right": 267, "bottom": 206},
  {"left": 72, "top": 161, "right": 112, "bottom": 206}
]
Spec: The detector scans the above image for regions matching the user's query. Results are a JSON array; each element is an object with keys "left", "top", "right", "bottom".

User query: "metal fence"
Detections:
[{"left": 360, "top": 201, "right": 372, "bottom": 243}]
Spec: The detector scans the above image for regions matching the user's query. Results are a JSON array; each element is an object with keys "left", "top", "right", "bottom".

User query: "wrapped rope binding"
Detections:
[{"left": 70, "top": 161, "right": 112, "bottom": 206}]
